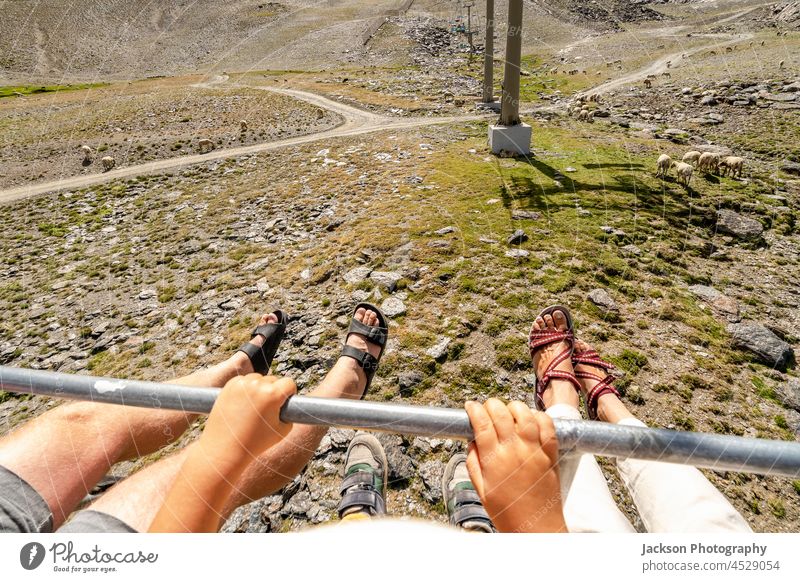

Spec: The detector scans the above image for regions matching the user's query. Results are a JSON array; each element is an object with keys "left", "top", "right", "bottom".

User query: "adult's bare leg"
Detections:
[
  {"left": 0, "top": 313, "right": 277, "bottom": 528},
  {"left": 77, "top": 306, "right": 384, "bottom": 530}
]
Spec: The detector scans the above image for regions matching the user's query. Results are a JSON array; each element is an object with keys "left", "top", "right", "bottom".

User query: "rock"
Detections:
[
  {"left": 764, "top": 92, "right": 797, "bottom": 102},
  {"left": 329, "top": 428, "right": 356, "bottom": 448},
  {"left": 386, "top": 446, "right": 416, "bottom": 486},
  {"left": 138, "top": 289, "right": 156, "bottom": 300},
  {"left": 505, "top": 249, "right": 530, "bottom": 259},
  {"left": 727, "top": 322, "right": 794, "bottom": 370},
  {"left": 780, "top": 161, "right": 800, "bottom": 176},
  {"left": 219, "top": 297, "right": 243, "bottom": 311},
  {"left": 512, "top": 210, "right": 541, "bottom": 220},
  {"left": 715, "top": 209, "right": 764, "bottom": 240},
  {"left": 587, "top": 288, "right": 618, "bottom": 312},
  {"left": 688, "top": 285, "right": 740, "bottom": 319},
  {"left": 621, "top": 244, "right": 642, "bottom": 256},
  {"left": 418, "top": 460, "right": 445, "bottom": 503},
  {"left": 398, "top": 371, "right": 424, "bottom": 395},
  {"left": 282, "top": 491, "right": 311, "bottom": 517},
  {"left": 369, "top": 271, "right": 403, "bottom": 292},
  {"left": 426, "top": 337, "right": 452, "bottom": 361},
  {"left": 434, "top": 226, "right": 456, "bottom": 235},
  {"left": 344, "top": 266, "right": 372, "bottom": 284},
  {"left": 777, "top": 379, "right": 800, "bottom": 412},
  {"left": 507, "top": 229, "right": 528, "bottom": 245},
  {"left": 381, "top": 297, "right": 407, "bottom": 317},
  {"left": 700, "top": 95, "right": 717, "bottom": 106}
]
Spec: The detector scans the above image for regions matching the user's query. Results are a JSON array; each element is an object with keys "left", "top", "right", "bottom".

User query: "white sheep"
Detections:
[
  {"left": 240, "top": 120, "right": 248, "bottom": 132},
  {"left": 100, "top": 156, "right": 115, "bottom": 172},
  {"left": 577, "top": 109, "right": 590, "bottom": 121},
  {"left": 698, "top": 152, "right": 720, "bottom": 174},
  {"left": 198, "top": 138, "right": 215, "bottom": 153},
  {"left": 656, "top": 154, "right": 672, "bottom": 178},
  {"left": 719, "top": 156, "right": 745, "bottom": 178},
  {"left": 80, "top": 145, "right": 93, "bottom": 163},
  {"left": 682, "top": 151, "right": 702, "bottom": 166},
  {"left": 673, "top": 161, "right": 693, "bottom": 186}
]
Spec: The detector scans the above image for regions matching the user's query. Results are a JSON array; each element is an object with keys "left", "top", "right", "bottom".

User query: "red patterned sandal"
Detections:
[
  {"left": 572, "top": 343, "right": 621, "bottom": 420},
  {"left": 528, "top": 305, "right": 582, "bottom": 410}
]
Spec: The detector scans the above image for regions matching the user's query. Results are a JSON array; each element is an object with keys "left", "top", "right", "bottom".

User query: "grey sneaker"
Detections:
[
  {"left": 337, "top": 433, "right": 388, "bottom": 518},
  {"left": 442, "top": 453, "right": 495, "bottom": 533}
]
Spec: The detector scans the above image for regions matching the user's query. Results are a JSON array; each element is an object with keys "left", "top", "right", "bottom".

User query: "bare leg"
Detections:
[
  {"left": 0, "top": 313, "right": 277, "bottom": 528},
  {"left": 80, "top": 306, "right": 384, "bottom": 530}
]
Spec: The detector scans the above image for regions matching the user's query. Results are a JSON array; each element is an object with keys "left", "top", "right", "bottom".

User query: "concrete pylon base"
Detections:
[{"left": 488, "top": 123, "right": 531, "bottom": 155}]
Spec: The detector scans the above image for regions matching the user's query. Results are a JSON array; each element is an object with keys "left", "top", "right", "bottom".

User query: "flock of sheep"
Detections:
[
  {"left": 76, "top": 120, "right": 250, "bottom": 172},
  {"left": 656, "top": 151, "right": 745, "bottom": 187}
]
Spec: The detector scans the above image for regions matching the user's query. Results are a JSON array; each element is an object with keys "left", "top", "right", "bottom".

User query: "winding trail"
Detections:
[
  {"left": 0, "top": 2, "right": 770, "bottom": 205},
  {"left": 0, "top": 88, "right": 481, "bottom": 205}
]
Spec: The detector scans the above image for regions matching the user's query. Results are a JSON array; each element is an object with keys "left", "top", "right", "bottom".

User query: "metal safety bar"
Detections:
[{"left": 1, "top": 365, "right": 799, "bottom": 478}]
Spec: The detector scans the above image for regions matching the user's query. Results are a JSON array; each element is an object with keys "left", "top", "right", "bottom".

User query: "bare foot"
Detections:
[
  {"left": 338, "top": 306, "right": 383, "bottom": 399},
  {"left": 231, "top": 312, "right": 279, "bottom": 374},
  {"left": 573, "top": 339, "right": 633, "bottom": 423},
  {"left": 530, "top": 309, "right": 579, "bottom": 409}
]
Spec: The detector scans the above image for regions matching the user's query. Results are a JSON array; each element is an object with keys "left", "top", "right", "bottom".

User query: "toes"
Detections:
[
  {"left": 354, "top": 307, "right": 367, "bottom": 323},
  {"left": 574, "top": 339, "right": 588, "bottom": 352},
  {"left": 543, "top": 313, "right": 555, "bottom": 330},
  {"left": 258, "top": 312, "right": 278, "bottom": 326},
  {"left": 534, "top": 317, "right": 545, "bottom": 331},
  {"left": 553, "top": 309, "right": 567, "bottom": 331}
]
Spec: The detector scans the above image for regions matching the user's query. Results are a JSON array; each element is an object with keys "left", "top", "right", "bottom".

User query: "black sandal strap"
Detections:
[
  {"left": 347, "top": 318, "right": 388, "bottom": 348},
  {"left": 236, "top": 310, "right": 287, "bottom": 374},
  {"left": 337, "top": 488, "right": 386, "bottom": 518},
  {"left": 341, "top": 345, "right": 380, "bottom": 372}
]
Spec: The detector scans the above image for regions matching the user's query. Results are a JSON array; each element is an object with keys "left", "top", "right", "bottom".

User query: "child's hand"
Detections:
[
  {"left": 465, "top": 399, "right": 566, "bottom": 533},
  {"left": 202, "top": 374, "right": 296, "bottom": 460}
]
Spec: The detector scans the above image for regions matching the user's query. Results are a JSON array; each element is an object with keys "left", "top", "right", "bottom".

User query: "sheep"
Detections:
[
  {"left": 644, "top": 78, "right": 652, "bottom": 89},
  {"left": 577, "top": 109, "right": 591, "bottom": 122},
  {"left": 100, "top": 156, "right": 115, "bottom": 172},
  {"left": 662, "top": 71, "right": 671, "bottom": 78},
  {"left": 198, "top": 138, "right": 215, "bottom": 153},
  {"left": 656, "top": 154, "right": 672, "bottom": 178},
  {"left": 682, "top": 151, "right": 702, "bottom": 166},
  {"left": 725, "top": 46, "right": 733, "bottom": 53},
  {"left": 673, "top": 161, "right": 693, "bottom": 186},
  {"left": 719, "top": 156, "right": 745, "bottom": 178},
  {"left": 240, "top": 120, "right": 248, "bottom": 132},
  {"left": 779, "top": 60, "right": 785, "bottom": 70},
  {"left": 698, "top": 152, "right": 720, "bottom": 174},
  {"left": 80, "top": 145, "right": 93, "bottom": 163}
]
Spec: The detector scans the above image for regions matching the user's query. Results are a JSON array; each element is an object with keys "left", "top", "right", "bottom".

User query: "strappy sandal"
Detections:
[
  {"left": 236, "top": 309, "right": 288, "bottom": 374},
  {"left": 572, "top": 345, "right": 621, "bottom": 420},
  {"left": 341, "top": 303, "right": 388, "bottom": 399},
  {"left": 528, "top": 305, "right": 582, "bottom": 410}
]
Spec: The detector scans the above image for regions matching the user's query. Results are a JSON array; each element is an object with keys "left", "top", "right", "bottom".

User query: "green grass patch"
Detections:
[{"left": 0, "top": 83, "right": 107, "bottom": 99}]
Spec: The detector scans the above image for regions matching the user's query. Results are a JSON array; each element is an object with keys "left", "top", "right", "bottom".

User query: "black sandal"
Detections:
[
  {"left": 236, "top": 309, "right": 288, "bottom": 374},
  {"left": 341, "top": 303, "right": 388, "bottom": 399}
]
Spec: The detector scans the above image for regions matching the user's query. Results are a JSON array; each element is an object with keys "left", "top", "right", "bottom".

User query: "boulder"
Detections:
[
  {"left": 587, "top": 288, "right": 618, "bottom": 312},
  {"left": 381, "top": 297, "right": 407, "bottom": 318},
  {"left": 688, "top": 285, "right": 740, "bottom": 320},
  {"left": 507, "top": 229, "right": 529, "bottom": 245},
  {"left": 777, "top": 379, "right": 800, "bottom": 412},
  {"left": 426, "top": 337, "right": 452, "bottom": 361},
  {"left": 715, "top": 209, "right": 763, "bottom": 240},
  {"left": 343, "top": 266, "right": 372, "bottom": 285},
  {"left": 369, "top": 271, "right": 403, "bottom": 292},
  {"left": 727, "top": 322, "right": 794, "bottom": 370}
]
